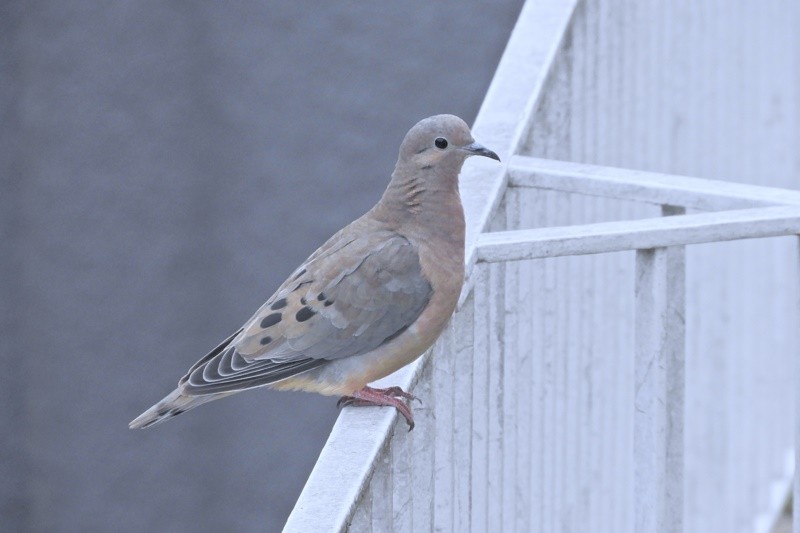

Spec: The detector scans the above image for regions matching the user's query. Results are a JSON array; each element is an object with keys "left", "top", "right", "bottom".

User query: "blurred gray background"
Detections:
[{"left": 0, "top": 1, "right": 523, "bottom": 531}]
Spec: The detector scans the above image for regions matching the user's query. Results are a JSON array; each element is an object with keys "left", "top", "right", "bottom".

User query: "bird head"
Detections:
[{"left": 397, "top": 114, "right": 500, "bottom": 172}]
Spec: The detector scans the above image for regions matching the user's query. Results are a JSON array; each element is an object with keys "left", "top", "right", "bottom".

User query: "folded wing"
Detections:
[{"left": 180, "top": 232, "right": 432, "bottom": 395}]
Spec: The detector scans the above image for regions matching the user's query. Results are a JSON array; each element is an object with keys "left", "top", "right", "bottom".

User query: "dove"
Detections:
[{"left": 129, "top": 114, "right": 500, "bottom": 430}]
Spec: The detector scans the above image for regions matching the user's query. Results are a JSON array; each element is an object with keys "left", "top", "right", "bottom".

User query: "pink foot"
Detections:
[{"left": 337, "top": 385, "right": 419, "bottom": 430}]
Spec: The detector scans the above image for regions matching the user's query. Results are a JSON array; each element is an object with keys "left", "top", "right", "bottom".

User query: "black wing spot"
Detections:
[
  {"left": 292, "top": 268, "right": 307, "bottom": 281},
  {"left": 293, "top": 280, "right": 313, "bottom": 292},
  {"left": 260, "top": 313, "right": 282, "bottom": 329},
  {"left": 296, "top": 307, "right": 316, "bottom": 322},
  {"left": 260, "top": 336, "right": 273, "bottom": 345},
  {"left": 317, "top": 292, "right": 326, "bottom": 301},
  {"left": 270, "top": 298, "right": 288, "bottom": 310},
  {"left": 300, "top": 297, "right": 307, "bottom": 305},
  {"left": 324, "top": 300, "right": 334, "bottom": 307}
]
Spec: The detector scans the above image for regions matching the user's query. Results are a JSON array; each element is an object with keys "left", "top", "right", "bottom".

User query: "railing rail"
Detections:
[
  {"left": 476, "top": 205, "right": 800, "bottom": 263},
  {"left": 509, "top": 156, "right": 800, "bottom": 210}
]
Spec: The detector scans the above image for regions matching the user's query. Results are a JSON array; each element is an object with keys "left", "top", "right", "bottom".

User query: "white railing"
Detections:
[
  {"left": 477, "top": 159, "right": 800, "bottom": 533},
  {"left": 285, "top": 1, "right": 800, "bottom": 531}
]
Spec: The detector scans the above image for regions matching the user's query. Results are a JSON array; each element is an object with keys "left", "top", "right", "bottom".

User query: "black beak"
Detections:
[{"left": 464, "top": 141, "right": 501, "bottom": 162}]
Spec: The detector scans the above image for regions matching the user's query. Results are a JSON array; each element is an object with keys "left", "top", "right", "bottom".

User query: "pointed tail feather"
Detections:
[{"left": 129, "top": 388, "right": 220, "bottom": 429}]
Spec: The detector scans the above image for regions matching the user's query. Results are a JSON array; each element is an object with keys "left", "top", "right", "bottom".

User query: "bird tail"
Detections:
[{"left": 129, "top": 388, "right": 220, "bottom": 429}]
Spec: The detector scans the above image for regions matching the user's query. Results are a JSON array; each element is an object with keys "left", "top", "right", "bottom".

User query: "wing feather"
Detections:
[{"left": 180, "top": 231, "right": 432, "bottom": 396}]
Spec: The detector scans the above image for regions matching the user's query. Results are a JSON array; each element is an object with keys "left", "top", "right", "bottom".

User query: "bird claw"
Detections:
[
  {"left": 337, "top": 385, "right": 418, "bottom": 430},
  {"left": 376, "top": 386, "right": 422, "bottom": 405},
  {"left": 336, "top": 396, "right": 359, "bottom": 409}
]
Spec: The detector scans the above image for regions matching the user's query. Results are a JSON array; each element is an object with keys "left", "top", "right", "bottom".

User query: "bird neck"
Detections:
[
  {"left": 368, "top": 164, "right": 466, "bottom": 253},
  {"left": 379, "top": 160, "right": 463, "bottom": 216}
]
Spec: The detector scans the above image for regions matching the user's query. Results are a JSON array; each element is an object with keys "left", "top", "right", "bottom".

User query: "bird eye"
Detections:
[{"left": 434, "top": 137, "right": 448, "bottom": 149}]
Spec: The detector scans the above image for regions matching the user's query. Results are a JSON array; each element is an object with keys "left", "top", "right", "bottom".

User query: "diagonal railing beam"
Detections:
[
  {"left": 475, "top": 205, "right": 800, "bottom": 263},
  {"left": 508, "top": 156, "right": 800, "bottom": 211}
]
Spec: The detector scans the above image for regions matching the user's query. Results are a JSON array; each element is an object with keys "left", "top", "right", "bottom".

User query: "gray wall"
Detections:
[{"left": 1, "top": 1, "right": 523, "bottom": 531}]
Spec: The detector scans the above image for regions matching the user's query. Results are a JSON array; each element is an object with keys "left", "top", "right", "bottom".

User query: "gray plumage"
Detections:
[{"left": 130, "top": 114, "right": 499, "bottom": 429}]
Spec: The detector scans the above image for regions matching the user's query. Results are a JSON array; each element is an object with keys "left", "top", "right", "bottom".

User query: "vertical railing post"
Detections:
[
  {"left": 634, "top": 233, "right": 686, "bottom": 531},
  {"left": 794, "top": 236, "right": 800, "bottom": 533}
]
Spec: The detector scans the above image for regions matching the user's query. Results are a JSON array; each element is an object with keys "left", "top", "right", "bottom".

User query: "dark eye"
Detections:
[{"left": 434, "top": 137, "right": 448, "bottom": 149}]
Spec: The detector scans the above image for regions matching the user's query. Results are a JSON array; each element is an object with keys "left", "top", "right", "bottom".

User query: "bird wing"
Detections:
[{"left": 179, "top": 230, "right": 433, "bottom": 395}]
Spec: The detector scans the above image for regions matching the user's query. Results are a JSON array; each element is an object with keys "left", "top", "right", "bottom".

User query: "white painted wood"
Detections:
[
  {"left": 524, "top": 190, "right": 546, "bottom": 533},
  {"left": 390, "top": 422, "right": 411, "bottom": 531},
  {"left": 541, "top": 239, "right": 557, "bottom": 533},
  {"left": 663, "top": 206, "right": 686, "bottom": 531},
  {"left": 458, "top": 0, "right": 581, "bottom": 304},
  {"left": 432, "top": 323, "right": 455, "bottom": 532},
  {"left": 529, "top": 253, "right": 545, "bottom": 533},
  {"left": 552, "top": 193, "right": 569, "bottom": 533},
  {"left": 409, "top": 358, "right": 434, "bottom": 532},
  {"left": 476, "top": 206, "right": 800, "bottom": 263},
  {"left": 509, "top": 156, "right": 800, "bottom": 211},
  {"left": 634, "top": 247, "right": 685, "bottom": 533},
  {"left": 470, "top": 263, "right": 490, "bottom": 533},
  {"left": 288, "top": 1, "right": 800, "bottom": 531},
  {"left": 453, "top": 291, "right": 474, "bottom": 533},
  {"left": 348, "top": 489, "right": 371, "bottom": 532},
  {"left": 283, "top": 402, "right": 395, "bottom": 533},
  {"left": 483, "top": 262, "right": 508, "bottom": 531},
  {"left": 506, "top": 188, "right": 532, "bottom": 533},
  {"left": 371, "top": 441, "right": 392, "bottom": 530},
  {"left": 796, "top": 239, "right": 800, "bottom": 533}
]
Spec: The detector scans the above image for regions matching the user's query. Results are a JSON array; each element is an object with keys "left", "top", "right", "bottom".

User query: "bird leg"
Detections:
[{"left": 337, "top": 385, "right": 419, "bottom": 430}]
